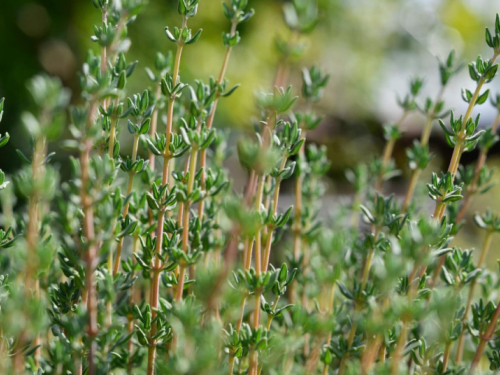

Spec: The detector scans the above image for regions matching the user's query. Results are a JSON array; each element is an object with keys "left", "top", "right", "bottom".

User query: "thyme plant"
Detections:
[{"left": 4, "top": 1, "right": 500, "bottom": 375}]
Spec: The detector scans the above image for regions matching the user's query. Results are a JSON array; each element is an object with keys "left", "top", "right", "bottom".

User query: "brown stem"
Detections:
[
  {"left": 338, "top": 229, "right": 379, "bottom": 375},
  {"left": 430, "top": 106, "right": 500, "bottom": 282},
  {"left": 146, "top": 18, "right": 187, "bottom": 375},
  {"left": 273, "top": 30, "right": 298, "bottom": 89},
  {"left": 434, "top": 53, "right": 499, "bottom": 222},
  {"left": 361, "top": 335, "right": 383, "bottom": 375},
  {"left": 401, "top": 89, "right": 446, "bottom": 212},
  {"left": 248, "top": 292, "right": 262, "bottom": 375},
  {"left": 81, "top": 100, "right": 99, "bottom": 375},
  {"left": 468, "top": 293, "right": 500, "bottom": 374},
  {"left": 375, "top": 111, "right": 409, "bottom": 193},
  {"left": 229, "top": 29, "right": 298, "bottom": 373},
  {"left": 389, "top": 265, "right": 422, "bottom": 375},
  {"left": 337, "top": 322, "right": 357, "bottom": 375},
  {"left": 108, "top": 112, "right": 117, "bottom": 159},
  {"left": 197, "top": 22, "right": 237, "bottom": 220},
  {"left": 265, "top": 295, "right": 280, "bottom": 331},
  {"left": 206, "top": 169, "right": 259, "bottom": 313},
  {"left": 390, "top": 318, "right": 409, "bottom": 375},
  {"left": 442, "top": 342, "right": 451, "bottom": 372},
  {"left": 379, "top": 343, "right": 387, "bottom": 364},
  {"left": 242, "top": 174, "right": 265, "bottom": 273},
  {"left": 22, "top": 135, "right": 46, "bottom": 368},
  {"left": 406, "top": 84, "right": 445, "bottom": 212},
  {"left": 292, "top": 132, "right": 306, "bottom": 262},
  {"left": 228, "top": 356, "right": 236, "bottom": 375},
  {"left": 456, "top": 230, "right": 494, "bottom": 363},
  {"left": 176, "top": 147, "right": 198, "bottom": 302},
  {"left": 421, "top": 86, "right": 446, "bottom": 146},
  {"left": 149, "top": 84, "right": 163, "bottom": 171},
  {"left": 402, "top": 169, "right": 421, "bottom": 213},
  {"left": 262, "top": 158, "right": 287, "bottom": 272},
  {"left": 320, "top": 284, "right": 336, "bottom": 374},
  {"left": 231, "top": 175, "right": 266, "bottom": 373},
  {"left": 113, "top": 133, "right": 140, "bottom": 275},
  {"left": 147, "top": 157, "right": 170, "bottom": 375},
  {"left": 127, "top": 233, "right": 140, "bottom": 374}
]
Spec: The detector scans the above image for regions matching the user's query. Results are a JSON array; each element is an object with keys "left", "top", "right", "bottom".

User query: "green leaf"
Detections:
[
  {"left": 485, "top": 65, "right": 498, "bottom": 81},
  {"left": 278, "top": 263, "right": 288, "bottom": 283},
  {"left": 185, "top": 29, "right": 203, "bottom": 45},
  {"left": 140, "top": 118, "right": 151, "bottom": 134},
  {"left": 476, "top": 89, "right": 490, "bottom": 105},
  {"left": 165, "top": 27, "right": 177, "bottom": 43},
  {"left": 486, "top": 28, "right": 494, "bottom": 48},
  {"left": 468, "top": 64, "right": 479, "bottom": 81},
  {"left": 133, "top": 254, "right": 151, "bottom": 270},
  {"left": 359, "top": 205, "right": 375, "bottom": 223},
  {"left": 473, "top": 214, "right": 488, "bottom": 229},
  {"left": 221, "top": 84, "right": 240, "bottom": 97},
  {"left": 117, "top": 71, "right": 127, "bottom": 90},
  {"left": 146, "top": 139, "right": 162, "bottom": 156},
  {"left": 0, "top": 133, "right": 10, "bottom": 148},
  {"left": 336, "top": 281, "right": 354, "bottom": 300},
  {"left": 16, "top": 149, "right": 31, "bottom": 165}
]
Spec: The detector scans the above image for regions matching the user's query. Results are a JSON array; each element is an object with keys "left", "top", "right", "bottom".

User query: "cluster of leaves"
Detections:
[{"left": 4, "top": 1, "right": 500, "bottom": 375}]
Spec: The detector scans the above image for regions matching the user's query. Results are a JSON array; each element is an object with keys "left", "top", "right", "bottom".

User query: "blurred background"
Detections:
[{"left": 1, "top": 0, "right": 500, "bottom": 255}]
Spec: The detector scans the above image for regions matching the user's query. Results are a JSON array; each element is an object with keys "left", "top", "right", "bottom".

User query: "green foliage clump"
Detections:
[{"left": 3, "top": 2, "right": 500, "bottom": 375}]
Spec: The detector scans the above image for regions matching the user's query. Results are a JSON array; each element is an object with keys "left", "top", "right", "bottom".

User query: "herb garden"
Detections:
[{"left": 2, "top": 1, "right": 500, "bottom": 374}]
